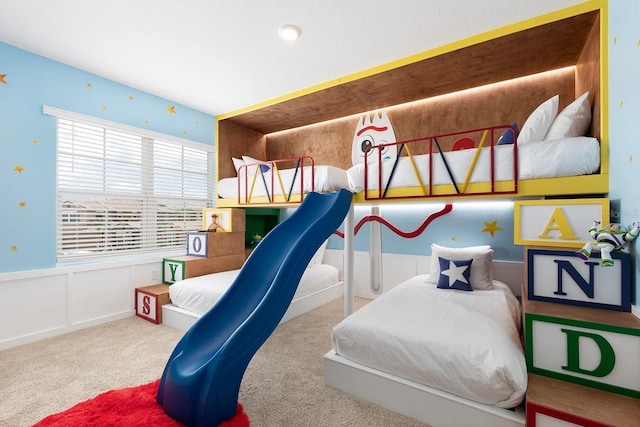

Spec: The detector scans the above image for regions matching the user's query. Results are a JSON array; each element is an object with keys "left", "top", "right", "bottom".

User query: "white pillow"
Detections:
[
  {"left": 517, "top": 94, "right": 559, "bottom": 144},
  {"left": 242, "top": 155, "right": 270, "bottom": 175},
  {"left": 232, "top": 157, "right": 244, "bottom": 174},
  {"left": 309, "top": 239, "right": 328, "bottom": 267},
  {"left": 544, "top": 91, "right": 591, "bottom": 140},
  {"left": 426, "top": 244, "right": 494, "bottom": 290},
  {"left": 242, "top": 155, "right": 262, "bottom": 165}
]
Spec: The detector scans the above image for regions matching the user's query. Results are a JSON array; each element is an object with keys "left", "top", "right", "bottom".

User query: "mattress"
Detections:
[
  {"left": 347, "top": 136, "right": 600, "bottom": 192},
  {"left": 330, "top": 275, "right": 527, "bottom": 408},
  {"left": 169, "top": 264, "right": 340, "bottom": 315},
  {"left": 218, "top": 165, "right": 350, "bottom": 199}
]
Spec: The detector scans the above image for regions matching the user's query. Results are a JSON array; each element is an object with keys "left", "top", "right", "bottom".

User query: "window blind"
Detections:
[{"left": 55, "top": 117, "right": 213, "bottom": 262}]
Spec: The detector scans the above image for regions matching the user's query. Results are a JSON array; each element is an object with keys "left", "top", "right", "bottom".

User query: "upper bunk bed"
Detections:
[{"left": 215, "top": 2, "right": 607, "bottom": 208}]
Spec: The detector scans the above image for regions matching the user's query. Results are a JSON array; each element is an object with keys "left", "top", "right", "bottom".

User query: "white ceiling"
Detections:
[{"left": 0, "top": 0, "right": 584, "bottom": 117}]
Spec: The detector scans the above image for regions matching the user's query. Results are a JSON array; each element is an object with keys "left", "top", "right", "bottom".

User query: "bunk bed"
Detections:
[
  {"left": 217, "top": 155, "right": 350, "bottom": 205},
  {"left": 210, "top": 4, "right": 608, "bottom": 426},
  {"left": 349, "top": 92, "right": 601, "bottom": 202}
]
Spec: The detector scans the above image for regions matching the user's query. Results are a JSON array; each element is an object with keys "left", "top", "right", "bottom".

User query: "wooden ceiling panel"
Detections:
[{"left": 224, "top": 10, "right": 598, "bottom": 135}]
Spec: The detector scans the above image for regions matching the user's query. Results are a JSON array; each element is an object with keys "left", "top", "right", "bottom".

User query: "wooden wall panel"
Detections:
[
  {"left": 217, "top": 120, "right": 266, "bottom": 179},
  {"left": 575, "top": 14, "right": 601, "bottom": 139},
  {"left": 265, "top": 69, "right": 575, "bottom": 169}
]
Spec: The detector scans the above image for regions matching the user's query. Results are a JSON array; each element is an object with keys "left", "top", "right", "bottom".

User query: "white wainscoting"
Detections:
[
  {"left": 0, "top": 253, "right": 180, "bottom": 350},
  {"left": 0, "top": 249, "right": 544, "bottom": 351},
  {"left": 323, "top": 249, "right": 525, "bottom": 300}
]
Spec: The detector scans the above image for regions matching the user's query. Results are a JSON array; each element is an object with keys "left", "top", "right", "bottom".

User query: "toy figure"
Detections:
[
  {"left": 575, "top": 220, "right": 640, "bottom": 266},
  {"left": 207, "top": 213, "right": 226, "bottom": 232},
  {"left": 250, "top": 233, "right": 262, "bottom": 246}
]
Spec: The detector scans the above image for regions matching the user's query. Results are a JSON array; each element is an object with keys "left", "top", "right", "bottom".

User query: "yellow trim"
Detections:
[
  {"left": 351, "top": 174, "right": 609, "bottom": 204},
  {"left": 403, "top": 144, "right": 428, "bottom": 195},
  {"left": 460, "top": 130, "right": 488, "bottom": 194},
  {"left": 513, "top": 198, "right": 610, "bottom": 248},
  {"left": 218, "top": 1, "right": 607, "bottom": 121}
]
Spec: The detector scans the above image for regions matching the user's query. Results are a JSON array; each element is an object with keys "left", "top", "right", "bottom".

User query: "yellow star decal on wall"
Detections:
[
  {"left": 482, "top": 219, "right": 502, "bottom": 237},
  {"left": 18, "top": 201, "right": 26, "bottom": 207},
  {"left": 14, "top": 165, "right": 24, "bottom": 173},
  {"left": 10, "top": 246, "right": 18, "bottom": 252},
  {"left": 87, "top": 83, "right": 92, "bottom": 89},
  {"left": 33, "top": 139, "right": 39, "bottom": 145},
  {"left": 128, "top": 95, "right": 134, "bottom": 100},
  {"left": 167, "top": 105, "right": 176, "bottom": 115},
  {"left": 0, "top": 74, "right": 7, "bottom": 84}
]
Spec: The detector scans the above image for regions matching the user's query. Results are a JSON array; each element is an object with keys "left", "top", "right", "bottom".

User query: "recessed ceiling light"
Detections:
[{"left": 278, "top": 24, "right": 301, "bottom": 41}]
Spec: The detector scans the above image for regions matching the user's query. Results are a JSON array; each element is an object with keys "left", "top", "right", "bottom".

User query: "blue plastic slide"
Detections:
[{"left": 157, "top": 189, "right": 353, "bottom": 426}]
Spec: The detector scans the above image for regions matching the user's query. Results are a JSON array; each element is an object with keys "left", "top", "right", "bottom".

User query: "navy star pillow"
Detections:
[{"left": 437, "top": 257, "right": 473, "bottom": 291}]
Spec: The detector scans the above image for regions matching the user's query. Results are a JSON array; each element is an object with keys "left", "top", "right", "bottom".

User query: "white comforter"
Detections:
[
  {"left": 347, "top": 136, "right": 600, "bottom": 192},
  {"left": 331, "top": 276, "right": 527, "bottom": 408},
  {"left": 218, "top": 165, "right": 350, "bottom": 199},
  {"left": 169, "top": 264, "right": 340, "bottom": 315}
]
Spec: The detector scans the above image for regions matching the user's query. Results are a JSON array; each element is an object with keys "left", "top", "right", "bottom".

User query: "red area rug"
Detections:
[{"left": 33, "top": 379, "right": 250, "bottom": 426}]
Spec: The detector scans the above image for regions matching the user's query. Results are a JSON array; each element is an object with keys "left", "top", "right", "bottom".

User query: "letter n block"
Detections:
[{"left": 526, "top": 247, "right": 630, "bottom": 312}]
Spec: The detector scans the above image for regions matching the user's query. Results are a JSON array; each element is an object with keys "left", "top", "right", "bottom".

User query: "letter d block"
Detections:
[{"left": 525, "top": 313, "right": 640, "bottom": 398}]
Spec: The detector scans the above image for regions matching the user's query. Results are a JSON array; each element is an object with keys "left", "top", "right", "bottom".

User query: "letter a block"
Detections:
[
  {"left": 514, "top": 198, "right": 609, "bottom": 248},
  {"left": 525, "top": 313, "right": 640, "bottom": 399}
]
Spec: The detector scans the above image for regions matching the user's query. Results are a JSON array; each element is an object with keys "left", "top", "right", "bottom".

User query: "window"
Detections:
[{"left": 49, "top": 108, "right": 214, "bottom": 262}]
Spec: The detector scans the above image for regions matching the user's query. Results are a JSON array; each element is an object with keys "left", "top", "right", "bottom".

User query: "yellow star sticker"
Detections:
[
  {"left": 0, "top": 74, "right": 7, "bottom": 84},
  {"left": 18, "top": 201, "right": 26, "bottom": 207},
  {"left": 482, "top": 219, "right": 502, "bottom": 237},
  {"left": 87, "top": 83, "right": 92, "bottom": 89},
  {"left": 33, "top": 139, "right": 39, "bottom": 144},
  {"left": 10, "top": 246, "right": 18, "bottom": 251},
  {"left": 102, "top": 105, "right": 107, "bottom": 110},
  {"left": 167, "top": 105, "right": 176, "bottom": 115},
  {"left": 14, "top": 165, "right": 24, "bottom": 173},
  {"left": 128, "top": 95, "right": 134, "bottom": 100}
]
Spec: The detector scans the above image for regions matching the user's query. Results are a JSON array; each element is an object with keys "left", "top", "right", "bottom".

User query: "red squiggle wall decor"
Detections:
[{"left": 334, "top": 203, "right": 452, "bottom": 238}]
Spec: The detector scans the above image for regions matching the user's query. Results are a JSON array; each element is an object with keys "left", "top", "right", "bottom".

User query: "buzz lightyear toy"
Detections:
[{"left": 575, "top": 220, "right": 640, "bottom": 266}]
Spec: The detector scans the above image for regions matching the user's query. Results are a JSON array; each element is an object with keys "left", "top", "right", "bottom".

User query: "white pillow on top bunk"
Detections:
[
  {"left": 544, "top": 91, "right": 591, "bottom": 140},
  {"left": 232, "top": 157, "right": 244, "bottom": 174},
  {"left": 517, "top": 94, "right": 559, "bottom": 144},
  {"left": 426, "top": 244, "right": 494, "bottom": 290}
]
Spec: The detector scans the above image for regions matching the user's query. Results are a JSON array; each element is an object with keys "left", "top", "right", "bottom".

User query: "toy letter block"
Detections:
[
  {"left": 514, "top": 199, "right": 609, "bottom": 248},
  {"left": 135, "top": 284, "right": 171, "bottom": 324},
  {"left": 525, "top": 313, "right": 640, "bottom": 399},
  {"left": 163, "top": 254, "right": 246, "bottom": 284},
  {"left": 526, "top": 248, "right": 630, "bottom": 312},
  {"left": 186, "top": 231, "right": 245, "bottom": 258},
  {"left": 527, "top": 402, "right": 613, "bottom": 427},
  {"left": 526, "top": 374, "right": 640, "bottom": 427},
  {"left": 201, "top": 208, "right": 246, "bottom": 232}
]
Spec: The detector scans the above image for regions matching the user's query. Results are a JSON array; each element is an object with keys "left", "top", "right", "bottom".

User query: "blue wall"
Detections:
[
  {"left": 3, "top": 0, "right": 640, "bottom": 305},
  {"left": 609, "top": 0, "right": 640, "bottom": 303},
  {"left": 0, "top": 42, "right": 215, "bottom": 273}
]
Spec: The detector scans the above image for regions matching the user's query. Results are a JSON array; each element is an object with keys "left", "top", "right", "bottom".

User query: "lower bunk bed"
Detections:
[
  {"left": 324, "top": 246, "right": 527, "bottom": 427},
  {"left": 162, "top": 261, "right": 343, "bottom": 332}
]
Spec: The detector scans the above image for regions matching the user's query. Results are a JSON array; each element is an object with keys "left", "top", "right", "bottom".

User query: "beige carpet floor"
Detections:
[{"left": 0, "top": 297, "right": 429, "bottom": 426}]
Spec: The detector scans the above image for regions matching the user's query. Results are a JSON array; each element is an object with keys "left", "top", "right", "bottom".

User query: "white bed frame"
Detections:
[
  {"left": 162, "top": 280, "right": 344, "bottom": 332},
  {"left": 323, "top": 250, "right": 526, "bottom": 427},
  {"left": 323, "top": 350, "right": 525, "bottom": 427}
]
